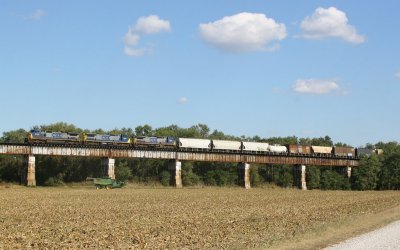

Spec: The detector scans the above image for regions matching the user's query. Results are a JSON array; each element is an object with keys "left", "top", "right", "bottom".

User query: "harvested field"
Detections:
[{"left": 1, "top": 186, "right": 400, "bottom": 249}]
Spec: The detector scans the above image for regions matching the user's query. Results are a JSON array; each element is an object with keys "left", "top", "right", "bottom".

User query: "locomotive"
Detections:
[{"left": 26, "top": 130, "right": 357, "bottom": 158}]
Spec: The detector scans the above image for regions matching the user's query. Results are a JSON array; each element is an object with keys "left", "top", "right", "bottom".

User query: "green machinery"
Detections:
[{"left": 86, "top": 177, "right": 125, "bottom": 189}]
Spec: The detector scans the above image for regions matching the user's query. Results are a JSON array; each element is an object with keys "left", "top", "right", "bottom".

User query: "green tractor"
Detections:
[{"left": 87, "top": 177, "right": 125, "bottom": 189}]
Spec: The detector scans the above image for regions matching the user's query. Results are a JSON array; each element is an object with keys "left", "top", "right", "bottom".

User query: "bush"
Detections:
[
  {"left": 320, "top": 170, "right": 350, "bottom": 190},
  {"left": 250, "top": 167, "right": 262, "bottom": 187},
  {"left": 182, "top": 171, "right": 200, "bottom": 186},
  {"left": 115, "top": 161, "right": 133, "bottom": 181},
  {"left": 306, "top": 166, "right": 320, "bottom": 190},
  {"left": 160, "top": 171, "right": 171, "bottom": 187}
]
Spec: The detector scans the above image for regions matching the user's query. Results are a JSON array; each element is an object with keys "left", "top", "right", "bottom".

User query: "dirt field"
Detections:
[{"left": 1, "top": 186, "right": 400, "bottom": 249}]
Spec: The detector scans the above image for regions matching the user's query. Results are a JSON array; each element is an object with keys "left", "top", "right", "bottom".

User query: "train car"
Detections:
[
  {"left": 311, "top": 146, "right": 333, "bottom": 155},
  {"left": 242, "top": 141, "right": 269, "bottom": 152},
  {"left": 134, "top": 136, "right": 175, "bottom": 148},
  {"left": 177, "top": 138, "right": 211, "bottom": 150},
  {"left": 287, "top": 144, "right": 311, "bottom": 154},
  {"left": 333, "top": 146, "right": 355, "bottom": 157},
  {"left": 27, "top": 130, "right": 80, "bottom": 144},
  {"left": 83, "top": 133, "right": 130, "bottom": 145},
  {"left": 268, "top": 144, "right": 288, "bottom": 153},
  {"left": 212, "top": 139, "right": 242, "bottom": 152}
]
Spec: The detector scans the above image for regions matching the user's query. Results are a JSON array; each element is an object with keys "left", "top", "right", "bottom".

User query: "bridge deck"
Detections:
[{"left": 0, "top": 143, "right": 359, "bottom": 166}]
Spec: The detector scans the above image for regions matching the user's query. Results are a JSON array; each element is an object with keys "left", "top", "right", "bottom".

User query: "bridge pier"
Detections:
[
  {"left": 238, "top": 163, "right": 250, "bottom": 189},
  {"left": 344, "top": 166, "right": 352, "bottom": 178},
  {"left": 102, "top": 158, "right": 115, "bottom": 179},
  {"left": 25, "top": 155, "right": 36, "bottom": 187},
  {"left": 294, "top": 165, "right": 307, "bottom": 190},
  {"left": 169, "top": 160, "right": 182, "bottom": 188}
]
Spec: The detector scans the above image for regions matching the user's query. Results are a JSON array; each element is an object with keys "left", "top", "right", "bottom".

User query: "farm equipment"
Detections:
[{"left": 86, "top": 177, "right": 125, "bottom": 189}]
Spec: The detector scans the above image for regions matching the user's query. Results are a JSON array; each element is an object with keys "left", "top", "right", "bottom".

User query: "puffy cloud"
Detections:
[
  {"left": 300, "top": 7, "right": 365, "bottom": 43},
  {"left": 199, "top": 12, "right": 287, "bottom": 53},
  {"left": 123, "top": 15, "right": 171, "bottom": 57},
  {"left": 293, "top": 79, "right": 340, "bottom": 94},
  {"left": 133, "top": 15, "right": 171, "bottom": 34},
  {"left": 26, "top": 9, "right": 46, "bottom": 20},
  {"left": 177, "top": 97, "right": 188, "bottom": 105}
]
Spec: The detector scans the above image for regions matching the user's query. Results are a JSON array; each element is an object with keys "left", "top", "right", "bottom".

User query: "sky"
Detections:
[{"left": 1, "top": 0, "right": 399, "bottom": 147}]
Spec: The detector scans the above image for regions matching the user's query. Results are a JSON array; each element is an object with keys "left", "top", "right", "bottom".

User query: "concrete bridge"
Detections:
[{"left": 0, "top": 143, "right": 359, "bottom": 189}]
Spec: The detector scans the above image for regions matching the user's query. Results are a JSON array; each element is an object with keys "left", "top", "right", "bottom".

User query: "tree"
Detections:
[
  {"left": 115, "top": 160, "right": 133, "bottom": 181},
  {"left": 378, "top": 153, "right": 400, "bottom": 190},
  {"left": 352, "top": 155, "right": 381, "bottom": 190},
  {"left": 1, "top": 129, "right": 27, "bottom": 143},
  {"left": 320, "top": 170, "right": 350, "bottom": 190},
  {"left": 135, "top": 125, "right": 153, "bottom": 136},
  {"left": 306, "top": 166, "right": 320, "bottom": 189}
]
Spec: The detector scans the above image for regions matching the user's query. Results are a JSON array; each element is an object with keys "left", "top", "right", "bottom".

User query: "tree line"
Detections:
[{"left": 0, "top": 122, "right": 399, "bottom": 190}]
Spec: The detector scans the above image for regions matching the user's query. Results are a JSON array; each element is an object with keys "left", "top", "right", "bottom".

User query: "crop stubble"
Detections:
[{"left": 1, "top": 187, "right": 400, "bottom": 249}]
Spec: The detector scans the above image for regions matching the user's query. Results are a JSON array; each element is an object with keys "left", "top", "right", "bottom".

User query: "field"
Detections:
[{"left": 1, "top": 186, "right": 400, "bottom": 249}]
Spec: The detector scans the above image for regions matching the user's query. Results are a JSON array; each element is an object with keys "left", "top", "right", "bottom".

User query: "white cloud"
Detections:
[
  {"left": 123, "top": 46, "right": 150, "bottom": 57},
  {"left": 133, "top": 15, "right": 171, "bottom": 34},
  {"left": 26, "top": 9, "right": 46, "bottom": 20},
  {"left": 123, "top": 15, "right": 171, "bottom": 57},
  {"left": 300, "top": 7, "right": 365, "bottom": 43},
  {"left": 177, "top": 97, "right": 188, "bottom": 105},
  {"left": 124, "top": 29, "right": 140, "bottom": 46},
  {"left": 395, "top": 70, "right": 400, "bottom": 79},
  {"left": 293, "top": 79, "right": 340, "bottom": 94},
  {"left": 199, "top": 12, "right": 287, "bottom": 53}
]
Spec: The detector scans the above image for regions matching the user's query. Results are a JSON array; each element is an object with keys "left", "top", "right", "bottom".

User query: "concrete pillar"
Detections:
[
  {"left": 169, "top": 160, "right": 182, "bottom": 188},
  {"left": 295, "top": 165, "right": 307, "bottom": 190},
  {"left": 25, "top": 155, "right": 36, "bottom": 187},
  {"left": 102, "top": 158, "right": 115, "bottom": 179},
  {"left": 345, "top": 166, "right": 352, "bottom": 178},
  {"left": 238, "top": 163, "right": 251, "bottom": 189}
]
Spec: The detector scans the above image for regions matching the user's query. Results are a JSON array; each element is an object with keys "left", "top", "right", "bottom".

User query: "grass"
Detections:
[{"left": 1, "top": 186, "right": 400, "bottom": 249}]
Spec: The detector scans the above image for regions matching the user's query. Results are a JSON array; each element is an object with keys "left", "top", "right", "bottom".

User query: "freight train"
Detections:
[{"left": 26, "top": 130, "right": 357, "bottom": 157}]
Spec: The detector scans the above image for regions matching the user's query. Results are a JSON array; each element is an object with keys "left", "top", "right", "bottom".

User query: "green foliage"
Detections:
[
  {"left": 182, "top": 162, "right": 200, "bottom": 186},
  {"left": 1, "top": 129, "right": 27, "bottom": 143},
  {"left": 39, "top": 122, "right": 82, "bottom": 133},
  {"left": 352, "top": 155, "right": 381, "bottom": 190},
  {"left": 115, "top": 160, "right": 133, "bottom": 181},
  {"left": 135, "top": 125, "right": 153, "bottom": 136},
  {"left": 378, "top": 153, "right": 400, "bottom": 190},
  {"left": 306, "top": 166, "right": 320, "bottom": 190},
  {"left": 276, "top": 165, "right": 293, "bottom": 188},
  {"left": 160, "top": 171, "right": 171, "bottom": 186},
  {"left": 43, "top": 173, "right": 65, "bottom": 186},
  {"left": 250, "top": 166, "right": 262, "bottom": 187},
  {"left": 320, "top": 170, "right": 350, "bottom": 190}
]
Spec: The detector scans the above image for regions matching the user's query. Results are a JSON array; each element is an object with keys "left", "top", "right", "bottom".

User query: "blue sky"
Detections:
[{"left": 1, "top": 1, "right": 399, "bottom": 146}]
